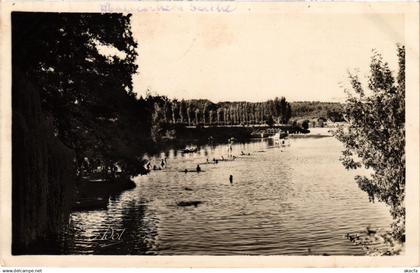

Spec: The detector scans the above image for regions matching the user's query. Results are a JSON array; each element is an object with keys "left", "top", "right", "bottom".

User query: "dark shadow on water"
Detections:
[
  {"left": 95, "top": 203, "right": 156, "bottom": 255},
  {"left": 24, "top": 138, "right": 273, "bottom": 255}
]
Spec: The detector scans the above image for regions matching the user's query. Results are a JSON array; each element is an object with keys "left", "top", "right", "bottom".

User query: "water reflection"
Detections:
[{"left": 63, "top": 137, "right": 393, "bottom": 255}]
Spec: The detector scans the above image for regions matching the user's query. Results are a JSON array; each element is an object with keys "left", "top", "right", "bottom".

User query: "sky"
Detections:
[{"left": 130, "top": 12, "right": 404, "bottom": 102}]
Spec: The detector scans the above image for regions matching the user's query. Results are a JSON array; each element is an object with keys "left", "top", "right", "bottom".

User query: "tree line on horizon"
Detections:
[
  {"left": 135, "top": 94, "right": 347, "bottom": 141},
  {"left": 142, "top": 96, "right": 293, "bottom": 127},
  {"left": 138, "top": 94, "right": 346, "bottom": 129}
]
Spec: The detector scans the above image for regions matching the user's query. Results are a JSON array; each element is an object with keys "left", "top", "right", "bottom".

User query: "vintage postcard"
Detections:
[{"left": 0, "top": 0, "right": 419, "bottom": 268}]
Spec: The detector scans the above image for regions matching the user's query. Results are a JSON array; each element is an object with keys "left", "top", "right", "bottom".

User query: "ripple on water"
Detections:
[{"left": 64, "top": 137, "right": 393, "bottom": 255}]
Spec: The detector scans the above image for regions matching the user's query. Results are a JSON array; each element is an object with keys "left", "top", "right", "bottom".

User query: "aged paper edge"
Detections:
[{"left": 0, "top": 1, "right": 419, "bottom": 268}]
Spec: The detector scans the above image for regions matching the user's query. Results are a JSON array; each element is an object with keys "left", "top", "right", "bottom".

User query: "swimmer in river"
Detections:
[
  {"left": 229, "top": 175, "right": 233, "bottom": 184},
  {"left": 196, "top": 164, "right": 201, "bottom": 172},
  {"left": 184, "top": 169, "right": 188, "bottom": 173}
]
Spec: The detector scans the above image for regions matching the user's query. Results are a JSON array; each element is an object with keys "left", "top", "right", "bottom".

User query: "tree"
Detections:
[
  {"left": 12, "top": 12, "right": 144, "bottom": 253},
  {"left": 254, "top": 104, "right": 260, "bottom": 123},
  {"left": 171, "top": 101, "right": 177, "bottom": 124},
  {"left": 151, "top": 102, "right": 164, "bottom": 142},
  {"left": 244, "top": 103, "right": 250, "bottom": 124},
  {"left": 216, "top": 108, "right": 222, "bottom": 125},
  {"left": 186, "top": 103, "right": 192, "bottom": 125},
  {"left": 258, "top": 103, "right": 263, "bottom": 123},
  {"left": 194, "top": 108, "right": 200, "bottom": 125},
  {"left": 278, "top": 97, "right": 290, "bottom": 124},
  {"left": 334, "top": 46, "right": 405, "bottom": 242},
  {"left": 302, "top": 119, "right": 309, "bottom": 130},
  {"left": 285, "top": 103, "right": 292, "bottom": 123},
  {"left": 12, "top": 12, "right": 145, "bottom": 176},
  {"left": 230, "top": 105, "right": 235, "bottom": 124},
  {"left": 202, "top": 103, "right": 208, "bottom": 124},
  {"left": 266, "top": 116, "right": 275, "bottom": 127},
  {"left": 327, "top": 110, "right": 344, "bottom": 122},
  {"left": 179, "top": 100, "right": 185, "bottom": 124},
  {"left": 163, "top": 101, "right": 171, "bottom": 123},
  {"left": 209, "top": 109, "right": 214, "bottom": 125}
]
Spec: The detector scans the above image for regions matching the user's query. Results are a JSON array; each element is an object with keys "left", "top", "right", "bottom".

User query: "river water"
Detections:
[{"left": 63, "top": 136, "right": 393, "bottom": 255}]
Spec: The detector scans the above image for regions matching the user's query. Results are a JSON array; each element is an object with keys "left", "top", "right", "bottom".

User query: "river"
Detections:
[{"left": 62, "top": 136, "right": 393, "bottom": 255}]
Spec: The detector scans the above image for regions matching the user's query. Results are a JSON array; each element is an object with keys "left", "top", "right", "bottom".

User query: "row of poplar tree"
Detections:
[{"left": 150, "top": 97, "right": 292, "bottom": 126}]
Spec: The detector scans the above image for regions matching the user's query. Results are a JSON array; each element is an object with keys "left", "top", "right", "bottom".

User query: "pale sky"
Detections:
[{"left": 131, "top": 12, "right": 404, "bottom": 102}]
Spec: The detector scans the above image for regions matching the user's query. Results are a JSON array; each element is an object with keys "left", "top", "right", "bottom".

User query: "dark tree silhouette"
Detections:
[
  {"left": 12, "top": 12, "right": 147, "bottom": 177},
  {"left": 335, "top": 46, "right": 405, "bottom": 242}
]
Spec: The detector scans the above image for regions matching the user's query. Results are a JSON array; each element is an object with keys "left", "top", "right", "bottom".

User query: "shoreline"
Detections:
[{"left": 72, "top": 176, "right": 136, "bottom": 211}]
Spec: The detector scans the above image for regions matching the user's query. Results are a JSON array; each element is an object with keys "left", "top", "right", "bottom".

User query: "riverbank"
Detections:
[
  {"left": 345, "top": 228, "right": 404, "bottom": 256},
  {"left": 289, "top": 127, "right": 334, "bottom": 138}
]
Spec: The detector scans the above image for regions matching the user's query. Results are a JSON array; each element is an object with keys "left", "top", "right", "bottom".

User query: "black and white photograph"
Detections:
[{"left": 1, "top": 1, "right": 419, "bottom": 268}]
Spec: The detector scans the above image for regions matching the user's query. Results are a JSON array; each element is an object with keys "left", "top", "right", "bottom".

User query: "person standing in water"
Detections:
[
  {"left": 196, "top": 164, "right": 201, "bottom": 172},
  {"left": 229, "top": 175, "right": 233, "bottom": 184}
]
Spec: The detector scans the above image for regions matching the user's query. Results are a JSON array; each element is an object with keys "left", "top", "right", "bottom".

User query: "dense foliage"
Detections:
[
  {"left": 290, "top": 101, "right": 344, "bottom": 121},
  {"left": 13, "top": 12, "right": 148, "bottom": 177},
  {"left": 334, "top": 46, "right": 405, "bottom": 242}
]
